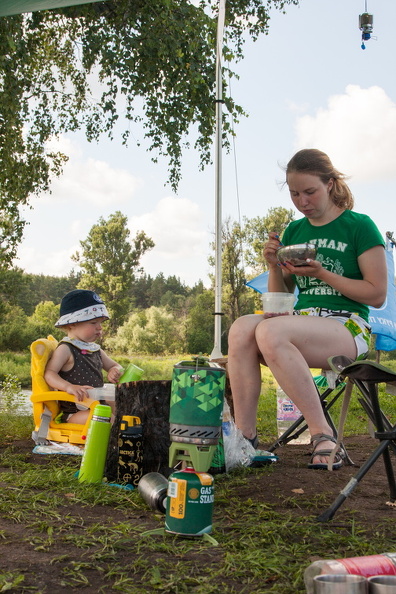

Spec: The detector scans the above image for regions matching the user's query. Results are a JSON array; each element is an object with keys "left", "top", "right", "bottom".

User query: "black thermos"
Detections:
[{"left": 117, "top": 415, "right": 143, "bottom": 487}]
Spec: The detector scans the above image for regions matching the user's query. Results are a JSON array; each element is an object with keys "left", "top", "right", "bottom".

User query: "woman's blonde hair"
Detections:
[{"left": 286, "top": 149, "right": 354, "bottom": 210}]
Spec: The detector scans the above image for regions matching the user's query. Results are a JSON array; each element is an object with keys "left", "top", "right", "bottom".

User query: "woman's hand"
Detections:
[
  {"left": 281, "top": 258, "right": 323, "bottom": 278},
  {"left": 264, "top": 232, "right": 283, "bottom": 268}
]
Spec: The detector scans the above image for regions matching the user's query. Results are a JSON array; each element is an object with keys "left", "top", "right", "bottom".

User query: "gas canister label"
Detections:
[
  {"left": 199, "top": 486, "right": 214, "bottom": 504},
  {"left": 196, "top": 473, "right": 213, "bottom": 486},
  {"left": 168, "top": 478, "right": 187, "bottom": 519}
]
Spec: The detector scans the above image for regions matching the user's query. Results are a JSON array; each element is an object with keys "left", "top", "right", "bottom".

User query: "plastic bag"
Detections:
[
  {"left": 221, "top": 400, "right": 254, "bottom": 471},
  {"left": 222, "top": 400, "right": 278, "bottom": 472}
]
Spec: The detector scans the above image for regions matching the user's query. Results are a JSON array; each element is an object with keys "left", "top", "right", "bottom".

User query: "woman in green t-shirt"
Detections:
[{"left": 228, "top": 149, "right": 387, "bottom": 470}]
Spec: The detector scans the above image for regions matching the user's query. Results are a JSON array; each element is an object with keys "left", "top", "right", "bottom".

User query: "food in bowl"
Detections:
[{"left": 276, "top": 243, "right": 317, "bottom": 266}]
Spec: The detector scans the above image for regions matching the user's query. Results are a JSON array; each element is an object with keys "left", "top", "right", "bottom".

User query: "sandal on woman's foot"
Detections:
[{"left": 307, "top": 433, "right": 344, "bottom": 471}]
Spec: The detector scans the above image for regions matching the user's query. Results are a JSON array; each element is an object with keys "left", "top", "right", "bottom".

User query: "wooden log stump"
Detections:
[{"left": 105, "top": 380, "right": 172, "bottom": 481}]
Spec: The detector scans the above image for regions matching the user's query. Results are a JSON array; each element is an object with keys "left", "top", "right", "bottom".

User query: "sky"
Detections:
[{"left": 15, "top": 0, "right": 396, "bottom": 288}]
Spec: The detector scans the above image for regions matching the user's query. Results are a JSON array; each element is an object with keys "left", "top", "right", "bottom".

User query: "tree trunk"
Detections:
[{"left": 105, "top": 380, "right": 172, "bottom": 481}]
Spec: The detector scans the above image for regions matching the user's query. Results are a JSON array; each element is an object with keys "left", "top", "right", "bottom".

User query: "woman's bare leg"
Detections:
[
  {"left": 227, "top": 315, "right": 264, "bottom": 440},
  {"left": 256, "top": 315, "right": 357, "bottom": 464}
]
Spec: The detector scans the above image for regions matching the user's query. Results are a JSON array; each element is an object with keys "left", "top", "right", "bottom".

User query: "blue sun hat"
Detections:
[{"left": 55, "top": 290, "right": 110, "bottom": 327}]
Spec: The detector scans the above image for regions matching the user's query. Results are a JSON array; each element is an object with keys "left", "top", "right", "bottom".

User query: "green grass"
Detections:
[
  {"left": 113, "top": 354, "right": 188, "bottom": 382},
  {"left": 1, "top": 351, "right": 395, "bottom": 443},
  {"left": 0, "top": 352, "right": 395, "bottom": 592},
  {"left": 0, "top": 443, "right": 394, "bottom": 593}
]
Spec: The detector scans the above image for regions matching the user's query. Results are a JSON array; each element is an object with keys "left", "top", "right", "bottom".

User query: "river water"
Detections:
[
  {"left": 0, "top": 385, "right": 116, "bottom": 415},
  {"left": 0, "top": 389, "right": 32, "bottom": 415}
]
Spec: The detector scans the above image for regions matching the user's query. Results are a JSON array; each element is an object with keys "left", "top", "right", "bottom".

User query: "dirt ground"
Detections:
[{"left": 0, "top": 435, "right": 395, "bottom": 593}]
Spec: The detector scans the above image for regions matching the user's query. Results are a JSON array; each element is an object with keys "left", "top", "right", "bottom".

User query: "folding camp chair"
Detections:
[
  {"left": 315, "top": 355, "right": 396, "bottom": 522},
  {"left": 30, "top": 335, "right": 100, "bottom": 445}
]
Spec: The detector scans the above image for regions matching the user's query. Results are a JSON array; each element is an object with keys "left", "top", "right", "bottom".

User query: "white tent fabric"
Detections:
[{"left": 0, "top": 0, "right": 103, "bottom": 17}]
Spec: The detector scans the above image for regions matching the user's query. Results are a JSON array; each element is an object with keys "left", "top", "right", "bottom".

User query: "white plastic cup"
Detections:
[
  {"left": 261, "top": 292, "right": 295, "bottom": 319},
  {"left": 368, "top": 575, "right": 396, "bottom": 593},
  {"left": 88, "top": 384, "right": 116, "bottom": 401},
  {"left": 313, "top": 574, "right": 368, "bottom": 594}
]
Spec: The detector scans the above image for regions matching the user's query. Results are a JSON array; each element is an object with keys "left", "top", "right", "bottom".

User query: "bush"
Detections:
[
  {"left": 106, "top": 306, "right": 187, "bottom": 355},
  {"left": 0, "top": 374, "right": 27, "bottom": 414},
  {"left": 0, "top": 352, "right": 31, "bottom": 387},
  {"left": 0, "top": 303, "right": 63, "bottom": 351}
]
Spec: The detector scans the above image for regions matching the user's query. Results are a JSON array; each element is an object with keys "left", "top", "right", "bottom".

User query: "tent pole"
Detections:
[{"left": 211, "top": 0, "right": 226, "bottom": 360}]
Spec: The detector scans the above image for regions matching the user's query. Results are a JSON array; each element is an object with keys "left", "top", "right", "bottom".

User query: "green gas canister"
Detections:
[
  {"left": 117, "top": 415, "right": 143, "bottom": 487},
  {"left": 165, "top": 467, "right": 214, "bottom": 537},
  {"left": 78, "top": 404, "right": 112, "bottom": 483}
]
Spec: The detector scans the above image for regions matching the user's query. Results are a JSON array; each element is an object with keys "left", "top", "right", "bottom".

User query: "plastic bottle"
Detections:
[
  {"left": 117, "top": 415, "right": 143, "bottom": 487},
  {"left": 304, "top": 553, "right": 396, "bottom": 594},
  {"left": 276, "top": 384, "right": 310, "bottom": 445},
  {"left": 78, "top": 404, "right": 112, "bottom": 483}
]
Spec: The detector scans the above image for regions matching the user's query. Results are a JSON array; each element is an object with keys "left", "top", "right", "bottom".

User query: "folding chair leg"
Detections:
[
  {"left": 318, "top": 378, "right": 396, "bottom": 522},
  {"left": 317, "top": 437, "right": 396, "bottom": 522}
]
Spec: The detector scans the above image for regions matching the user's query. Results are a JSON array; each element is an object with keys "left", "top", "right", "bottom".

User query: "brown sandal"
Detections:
[{"left": 308, "top": 433, "right": 344, "bottom": 470}]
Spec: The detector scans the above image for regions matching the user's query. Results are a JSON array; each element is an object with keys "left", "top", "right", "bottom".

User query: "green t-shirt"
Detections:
[{"left": 281, "top": 210, "right": 384, "bottom": 321}]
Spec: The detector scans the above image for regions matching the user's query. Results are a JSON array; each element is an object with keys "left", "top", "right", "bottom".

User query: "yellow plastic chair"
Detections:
[{"left": 30, "top": 335, "right": 100, "bottom": 445}]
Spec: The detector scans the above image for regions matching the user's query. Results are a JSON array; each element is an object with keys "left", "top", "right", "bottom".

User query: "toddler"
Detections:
[{"left": 45, "top": 289, "right": 122, "bottom": 424}]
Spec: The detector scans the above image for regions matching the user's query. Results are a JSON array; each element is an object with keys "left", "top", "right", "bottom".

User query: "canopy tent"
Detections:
[{"left": 0, "top": 1, "right": 103, "bottom": 16}]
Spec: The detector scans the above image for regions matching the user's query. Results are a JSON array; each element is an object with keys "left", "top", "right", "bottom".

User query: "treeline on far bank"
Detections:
[{"left": 0, "top": 268, "right": 257, "bottom": 356}]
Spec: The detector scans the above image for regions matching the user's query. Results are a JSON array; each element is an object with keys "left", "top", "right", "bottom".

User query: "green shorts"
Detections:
[{"left": 294, "top": 307, "right": 371, "bottom": 360}]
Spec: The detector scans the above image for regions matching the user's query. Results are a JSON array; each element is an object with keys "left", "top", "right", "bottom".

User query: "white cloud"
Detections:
[
  {"left": 294, "top": 85, "right": 396, "bottom": 181},
  {"left": 17, "top": 196, "right": 212, "bottom": 285},
  {"left": 45, "top": 135, "right": 83, "bottom": 159},
  {"left": 129, "top": 196, "right": 211, "bottom": 284},
  {"left": 34, "top": 135, "right": 143, "bottom": 207},
  {"left": 286, "top": 99, "right": 310, "bottom": 114},
  {"left": 70, "top": 219, "right": 88, "bottom": 238},
  {"left": 15, "top": 243, "right": 80, "bottom": 277},
  {"left": 48, "top": 157, "right": 142, "bottom": 207}
]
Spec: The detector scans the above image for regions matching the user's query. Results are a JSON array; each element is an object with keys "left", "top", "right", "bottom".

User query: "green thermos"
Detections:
[{"left": 78, "top": 404, "right": 112, "bottom": 483}]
